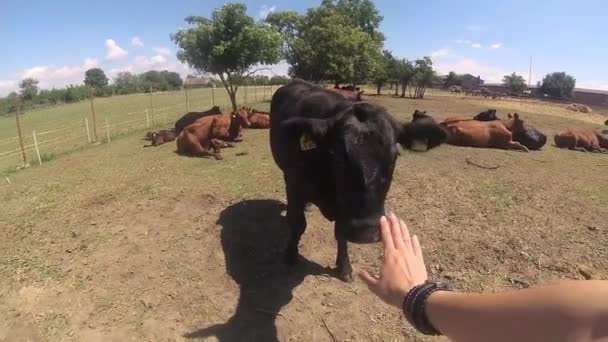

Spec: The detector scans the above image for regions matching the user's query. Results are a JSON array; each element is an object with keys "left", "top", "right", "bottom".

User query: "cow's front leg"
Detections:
[
  {"left": 336, "top": 238, "right": 353, "bottom": 282},
  {"left": 285, "top": 184, "right": 306, "bottom": 266}
]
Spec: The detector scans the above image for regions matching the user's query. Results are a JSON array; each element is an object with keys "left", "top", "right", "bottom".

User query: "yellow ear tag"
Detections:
[
  {"left": 410, "top": 138, "right": 429, "bottom": 152},
  {"left": 300, "top": 133, "right": 317, "bottom": 151}
]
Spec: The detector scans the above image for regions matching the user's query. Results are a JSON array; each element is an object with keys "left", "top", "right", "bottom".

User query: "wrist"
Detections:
[{"left": 402, "top": 281, "right": 453, "bottom": 336}]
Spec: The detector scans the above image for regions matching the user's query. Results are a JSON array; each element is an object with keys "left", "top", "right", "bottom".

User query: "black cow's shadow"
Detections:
[{"left": 184, "top": 199, "right": 331, "bottom": 341}]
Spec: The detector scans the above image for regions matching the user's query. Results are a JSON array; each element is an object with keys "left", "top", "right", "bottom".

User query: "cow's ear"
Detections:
[
  {"left": 397, "top": 118, "right": 447, "bottom": 152},
  {"left": 281, "top": 117, "right": 336, "bottom": 141}
]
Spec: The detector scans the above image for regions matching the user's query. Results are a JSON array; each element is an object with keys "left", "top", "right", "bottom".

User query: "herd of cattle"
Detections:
[
  {"left": 264, "top": 79, "right": 608, "bottom": 282},
  {"left": 144, "top": 106, "right": 270, "bottom": 159},
  {"left": 142, "top": 79, "right": 606, "bottom": 282}
]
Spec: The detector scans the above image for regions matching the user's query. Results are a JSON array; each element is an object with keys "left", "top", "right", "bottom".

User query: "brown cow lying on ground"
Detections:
[
  {"left": 144, "top": 129, "right": 176, "bottom": 147},
  {"left": 174, "top": 105, "right": 222, "bottom": 134},
  {"left": 442, "top": 113, "right": 530, "bottom": 152},
  {"left": 554, "top": 128, "right": 608, "bottom": 153},
  {"left": 240, "top": 107, "right": 270, "bottom": 129},
  {"left": 443, "top": 110, "right": 547, "bottom": 150},
  {"left": 176, "top": 110, "right": 250, "bottom": 159}
]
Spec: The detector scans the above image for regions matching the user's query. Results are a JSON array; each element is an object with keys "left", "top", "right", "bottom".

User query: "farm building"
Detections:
[{"left": 572, "top": 88, "right": 608, "bottom": 106}]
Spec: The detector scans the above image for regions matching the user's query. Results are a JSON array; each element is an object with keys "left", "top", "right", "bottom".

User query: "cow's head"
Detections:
[
  {"left": 474, "top": 109, "right": 497, "bottom": 121},
  {"left": 507, "top": 113, "right": 547, "bottom": 150},
  {"left": 604, "top": 119, "right": 608, "bottom": 126},
  {"left": 597, "top": 132, "right": 608, "bottom": 148},
  {"left": 282, "top": 104, "right": 445, "bottom": 243}
]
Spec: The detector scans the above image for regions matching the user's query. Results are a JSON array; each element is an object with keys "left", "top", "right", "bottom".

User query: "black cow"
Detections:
[
  {"left": 473, "top": 109, "right": 498, "bottom": 121},
  {"left": 269, "top": 79, "right": 446, "bottom": 282},
  {"left": 174, "top": 105, "right": 222, "bottom": 134}
]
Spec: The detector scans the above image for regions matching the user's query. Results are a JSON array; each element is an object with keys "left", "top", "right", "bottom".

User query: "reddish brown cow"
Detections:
[
  {"left": 176, "top": 110, "right": 250, "bottom": 159},
  {"left": 443, "top": 117, "right": 529, "bottom": 152},
  {"left": 144, "top": 129, "right": 176, "bottom": 147},
  {"left": 554, "top": 128, "right": 608, "bottom": 153}
]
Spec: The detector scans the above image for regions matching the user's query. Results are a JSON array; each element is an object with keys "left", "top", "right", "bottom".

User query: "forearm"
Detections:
[{"left": 425, "top": 281, "right": 608, "bottom": 342}]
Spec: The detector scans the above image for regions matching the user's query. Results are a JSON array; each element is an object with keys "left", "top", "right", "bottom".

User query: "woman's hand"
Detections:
[{"left": 359, "top": 213, "right": 428, "bottom": 308}]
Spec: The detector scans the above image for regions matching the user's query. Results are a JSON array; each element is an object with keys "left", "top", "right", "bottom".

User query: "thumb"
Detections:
[{"left": 358, "top": 270, "right": 379, "bottom": 289}]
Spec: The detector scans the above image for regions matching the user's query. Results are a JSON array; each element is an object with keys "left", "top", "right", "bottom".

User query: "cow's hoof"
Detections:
[
  {"left": 214, "top": 155, "right": 224, "bottom": 160},
  {"left": 336, "top": 269, "right": 354, "bottom": 283},
  {"left": 304, "top": 203, "right": 313, "bottom": 212}
]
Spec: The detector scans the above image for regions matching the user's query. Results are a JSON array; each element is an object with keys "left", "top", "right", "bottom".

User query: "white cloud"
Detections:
[
  {"left": 84, "top": 57, "right": 98, "bottom": 69},
  {"left": 0, "top": 80, "right": 17, "bottom": 96},
  {"left": 105, "top": 39, "right": 128, "bottom": 60},
  {"left": 431, "top": 48, "right": 450, "bottom": 58},
  {"left": 131, "top": 36, "right": 144, "bottom": 48},
  {"left": 466, "top": 25, "right": 483, "bottom": 31},
  {"left": 153, "top": 47, "right": 171, "bottom": 56},
  {"left": 471, "top": 43, "right": 482, "bottom": 48},
  {"left": 258, "top": 4, "right": 276, "bottom": 19},
  {"left": 455, "top": 39, "right": 472, "bottom": 45},
  {"left": 15, "top": 57, "right": 102, "bottom": 90},
  {"left": 490, "top": 43, "right": 502, "bottom": 49}
]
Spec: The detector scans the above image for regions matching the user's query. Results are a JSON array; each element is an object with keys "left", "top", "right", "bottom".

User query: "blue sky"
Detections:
[{"left": 1, "top": 0, "right": 607, "bottom": 95}]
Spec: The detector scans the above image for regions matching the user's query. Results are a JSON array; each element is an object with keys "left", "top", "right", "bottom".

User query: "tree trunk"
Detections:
[
  {"left": 228, "top": 90, "right": 238, "bottom": 112},
  {"left": 394, "top": 83, "right": 399, "bottom": 96},
  {"left": 219, "top": 72, "right": 239, "bottom": 112},
  {"left": 334, "top": 80, "right": 340, "bottom": 89},
  {"left": 401, "top": 82, "right": 406, "bottom": 97},
  {"left": 377, "top": 84, "right": 381, "bottom": 95}
]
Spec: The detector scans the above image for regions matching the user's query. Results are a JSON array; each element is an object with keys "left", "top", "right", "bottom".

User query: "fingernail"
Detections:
[{"left": 380, "top": 216, "right": 387, "bottom": 223}]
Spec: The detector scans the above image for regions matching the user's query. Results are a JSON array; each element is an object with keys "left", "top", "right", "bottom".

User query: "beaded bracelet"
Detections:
[{"left": 402, "top": 281, "right": 452, "bottom": 335}]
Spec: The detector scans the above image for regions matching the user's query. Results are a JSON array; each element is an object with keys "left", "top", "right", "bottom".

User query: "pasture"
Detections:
[
  {"left": 1, "top": 91, "right": 607, "bottom": 341},
  {"left": 0, "top": 85, "right": 275, "bottom": 173}
]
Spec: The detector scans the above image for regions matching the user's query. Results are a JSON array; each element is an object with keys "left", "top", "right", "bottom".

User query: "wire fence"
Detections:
[{"left": 0, "top": 85, "right": 277, "bottom": 172}]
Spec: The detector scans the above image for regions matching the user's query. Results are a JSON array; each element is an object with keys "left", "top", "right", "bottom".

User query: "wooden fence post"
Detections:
[
  {"left": 88, "top": 86, "right": 98, "bottom": 142},
  {"left": 14, "top": 96, "right": 27, "bottom": 166},
  {"left": 85, "top": 117, "right": 92, "bottom": 143},
  {"left": 145, "top": 109, "right": 150, "bottom": 128},
  {"left": 32, "top": 130, "right": 41, "bottom": 165},
  {"left": 212, "top": 86, "right": 215, "bottom": 107},
  {"left": 185, "top": 87, "right": 190, "bottom": 112},
  {"left": 148, "top": 89, "right": 154, "bottom": 125},
  {"left": 105, "top": 118, "right": 111, "bottom": 143}
]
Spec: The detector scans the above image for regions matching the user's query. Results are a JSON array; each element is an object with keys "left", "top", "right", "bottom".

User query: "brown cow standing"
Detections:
[
  {"left": 176, "top": 110, "right": 250, "bottom": 159},
  {"left": 554, "top": 128, "right": 608, "bottom": 153}
]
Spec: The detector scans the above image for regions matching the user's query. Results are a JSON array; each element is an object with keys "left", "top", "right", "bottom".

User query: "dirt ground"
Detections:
[{"left": 1, "top": 93, "right": 607, "bottom": 341}]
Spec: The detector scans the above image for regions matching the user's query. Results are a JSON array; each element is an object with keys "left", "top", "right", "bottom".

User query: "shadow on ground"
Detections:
[{"left": 184, "top": 199, "right": 330, "bottom": 341}]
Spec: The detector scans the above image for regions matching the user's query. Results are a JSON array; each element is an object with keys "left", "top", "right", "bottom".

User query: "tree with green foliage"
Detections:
[
  {"left": 411, "top": 57, "right": 435, "bottom": 99},
  {"left": 459, "top": 74, "right": 484, "bottom": 89},
  {"left": 443, "top": 71, "right": 461, "bottom": 88},
  {"left": 161, "top": 71, "right": 183, "bottom": 89},
  {"left": 113, "top": 72, "right": 140, "bottom": 94},
  {"left": 84, "top": 68, "right": 109, "bottom": 88},
  {"left": 19, "top": 78, "right": 39, "bottom": 101},
  {"left": 172, "top": 3, "right": 282, "bottom": 111},
  {"left": 502, "top": 73, "right": 527, "bottom": 94},
  {"left": 267, "top": 0, "right": 383, "bottom": 86},
  {"left": 395, "top": 59, "right": 415, "bottom": 98},
  {"left": 540, "top": 72, "right": 576, "bottom": 98}
]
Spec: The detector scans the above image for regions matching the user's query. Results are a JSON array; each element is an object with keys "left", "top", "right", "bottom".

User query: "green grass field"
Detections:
[
  {"left": 0, "top": 85, "right": 277, "bottom": 173},
  {"left": 1, "top": 89, "right": 607, "bottom": 341}
]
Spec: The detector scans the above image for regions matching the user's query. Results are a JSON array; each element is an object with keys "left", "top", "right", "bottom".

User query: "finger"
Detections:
[
  {"left": 400, "top": 219, "right": 413, "bottom": 255},
  {"left": 358, "top": 270, "right": 379, "bottom": 288},
  {"left": 389, "top": 212, "right": 404, "bottom": 250},
  {"left": 379, "top": 216, "right": 394, "bottom": 254}
]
